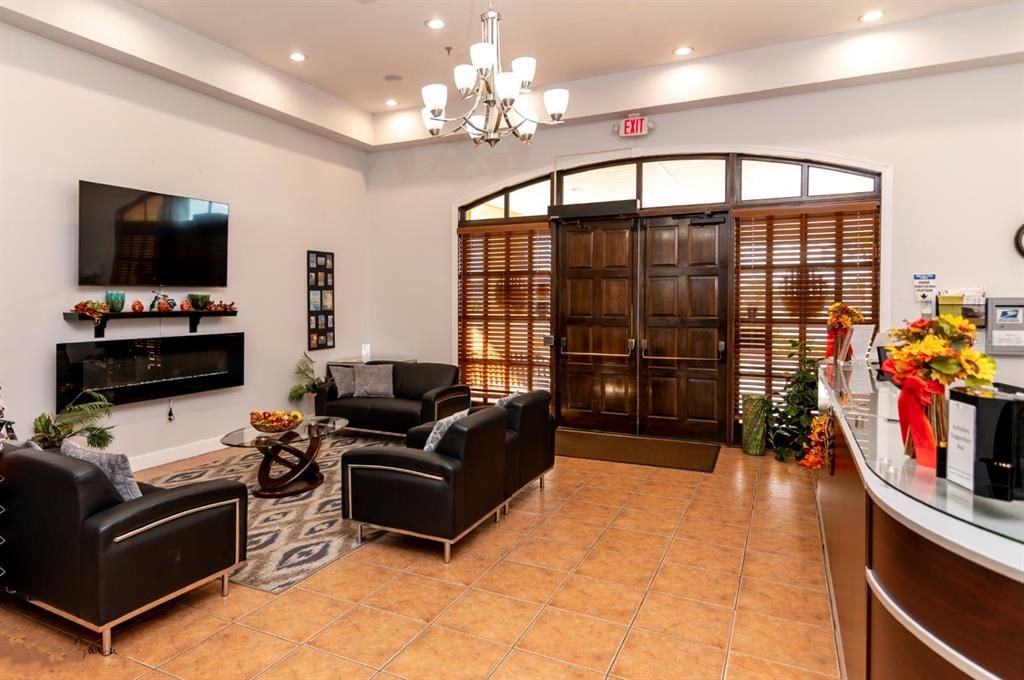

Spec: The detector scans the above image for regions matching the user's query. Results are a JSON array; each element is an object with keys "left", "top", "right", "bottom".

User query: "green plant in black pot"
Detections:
[
  {"left": 288, "top": 352, "right": 331, "bottom": 402},
  {"left": 32, "top": 390, "right": 115, "bottom": 450},
  {"left": 768, "top": 340, "right": 821, "bottom": 462}
]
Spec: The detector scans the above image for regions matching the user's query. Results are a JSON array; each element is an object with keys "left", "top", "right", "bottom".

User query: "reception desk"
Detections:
[{"left": 817, "top": 364, "right": 1023, "bottom": 680}]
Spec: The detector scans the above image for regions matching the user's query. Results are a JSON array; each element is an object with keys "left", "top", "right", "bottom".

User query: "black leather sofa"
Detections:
[
  {"left": 341, "top": 407, "right": 507, "bottom": 562},
  {"left": 0, "top": 445, "right": 247, "bottom": 655},
  {"left": 408, "top": 390, "right": 554, "bottom": 505},
  {"left": 317, "top": 361, "right": 471, "bottom": 434}
]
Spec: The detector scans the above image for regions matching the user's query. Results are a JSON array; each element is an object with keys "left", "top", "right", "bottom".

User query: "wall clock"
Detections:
[{"left": 1016, "top": 223, "right": 1024, "bottom": 258}]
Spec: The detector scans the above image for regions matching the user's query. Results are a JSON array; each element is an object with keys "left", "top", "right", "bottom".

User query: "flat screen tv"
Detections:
[{"left": 78, "top": 180, "right": 229, "bottom": 286}]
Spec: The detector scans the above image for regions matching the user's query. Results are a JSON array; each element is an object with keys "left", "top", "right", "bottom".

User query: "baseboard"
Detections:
[{"left": 130, "top": 436, "right": 224, "bottom": 471}]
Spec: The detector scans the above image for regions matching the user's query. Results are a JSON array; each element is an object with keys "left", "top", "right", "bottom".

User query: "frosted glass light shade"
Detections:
[
  {"left": 421, "top": 107, "right": 443, "bottom": 135},
  {"left": 453, "top": 64, "right": 477, "bottom": 95},
  {"left": 495, "top": 72, "right": 520, "bottom": 106},
  {"left": 470, "top": 42, "right": 496, "bottom": 74},
  {"left": 421, "top": 84, "right": 448, "bottom": 114},
  {"left": 543, "top": 88, "right": 569, "bottom": 121},
  {"left": 467, "top": 114, "right": 486, "bottom": 141},
  {"left": 511, "top": 57, "right": 536, "bottom": 88}
]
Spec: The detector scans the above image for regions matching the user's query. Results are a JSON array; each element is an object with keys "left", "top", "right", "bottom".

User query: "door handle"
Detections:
[
  {"left": 562, "top": 338, "right": 635, "bottom": 358},
  {"left": 640, "top": 338, "right": 717, "bottom": 361}
]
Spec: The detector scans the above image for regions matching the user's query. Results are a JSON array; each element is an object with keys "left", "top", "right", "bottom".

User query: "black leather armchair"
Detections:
[
  {"left": 341, "top": 407, "right": 507, "bottom": 562},
  {"left": 0, "top": 445, "right": 247, "bottom": 655},
  {"left": 408, "top": 390, "right": 554, "bottom": 506},
  {"left": 317, "top": 361, "right": 470, "bottom": 433}
]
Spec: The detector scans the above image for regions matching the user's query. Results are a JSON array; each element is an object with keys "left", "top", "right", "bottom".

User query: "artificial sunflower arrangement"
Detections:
[
  {"left": 882, "top": 314, "right": 996, "bottom": 468},
  {"left": 883, "top": 314, "right": 996, "bottom": 388},
  {"left": 825, "top": 301, "right": 865, "bottom": 360},
  {"left": 799, "top": 412, "right": 833, "bottom": 470},
  {"left": 826, "top": 301, "right": 865, "bottom": 331}
]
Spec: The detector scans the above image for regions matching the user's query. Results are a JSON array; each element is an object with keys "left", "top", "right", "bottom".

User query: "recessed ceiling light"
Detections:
[
  {"left": 384, "top": 99, "right": 399, "bottom": 107},
  {"left": 859, "top": 9, "right": 884, "bottom": 22},
  {"left": 289, "top": 52, "right": 307, "bottom": 62},
  {"left": 673, "top": 46, "right": 694, "bottom": 57},
  {"left": 425, "top": 18, "right": 445, "bottom": 30}
]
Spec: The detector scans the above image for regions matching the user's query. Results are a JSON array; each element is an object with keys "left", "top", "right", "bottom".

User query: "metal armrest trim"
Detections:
[{"left": 113, "top": 498, "right": 240, "bottom": 546}]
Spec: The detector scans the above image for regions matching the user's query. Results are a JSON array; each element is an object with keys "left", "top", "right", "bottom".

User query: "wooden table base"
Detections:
[{"left": 253, "top": 427, "right": 328, "bottom": 498}]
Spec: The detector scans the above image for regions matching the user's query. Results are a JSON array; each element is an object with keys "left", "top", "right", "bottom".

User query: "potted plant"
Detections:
[
  {"left": 769, "top": 340, "right": 821, "bottom": 461},
  {"left": 288, "top": 352, "right": 332, "bottom": 406},
  {"left": 32, "top": 390, "right": 115, "bottom": 450}
]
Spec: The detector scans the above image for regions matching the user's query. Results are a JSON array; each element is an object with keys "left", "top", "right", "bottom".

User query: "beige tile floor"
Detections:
[{"left": 1, "top": 447, "right": 839, "bottom": 679}]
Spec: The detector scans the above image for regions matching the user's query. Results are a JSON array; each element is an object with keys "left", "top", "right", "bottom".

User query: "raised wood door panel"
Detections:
[
  {"left": 556, "top": 218, "right": 637, "bottom": 433},
  {"left": 639, "top": 214, "right": 730, "bottom": 440}
]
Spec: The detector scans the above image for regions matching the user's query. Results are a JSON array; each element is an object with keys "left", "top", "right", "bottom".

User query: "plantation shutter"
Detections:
[
  {"left": 733, "top": 202, "right": 880, "bottom": 415},
  {"left": 458, "top": 222, "right": 552, "bottom": 402}
]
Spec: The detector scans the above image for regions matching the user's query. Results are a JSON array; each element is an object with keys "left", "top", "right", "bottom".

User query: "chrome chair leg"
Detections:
[
  {"left": 443, "top": 542, "right": 451, "bottom": 563},
  {"left": 221, "top": 573, "right": 230, "bottom": 597},
  {"left": 494, "top": 510, "right": 501, "bottom": 524},
  {"left": 357, "top": 524, "right": 364, "bottom": 543},
  {"left": 101, "top": 628, "right": 112, "bottom": 656},
  {"left": 539, "top": 474, "right": 545, "bottom": 488}
]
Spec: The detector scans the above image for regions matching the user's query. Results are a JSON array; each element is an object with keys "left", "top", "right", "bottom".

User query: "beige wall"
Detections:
[
  {"left": 0, "top": 25, "right": 371, "bottom": 466},
  {"left": 365, "top": 62, "right": 1024, "bottom": 385}
]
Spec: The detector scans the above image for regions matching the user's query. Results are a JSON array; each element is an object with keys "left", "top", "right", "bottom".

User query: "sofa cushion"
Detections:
[
  {"left": 354, "top": 364, "right": 394, "bottom": 398},
  {"left": 329, "top": 364, "right": 355, "bottom": 397},
  {"left": 325, "top": 397, "right": 421, "bottom": 433},
  {"left": 394, "top": 363, "right": 459, "bottom": 400},
  {"left": 423, "top": 409, "right": 471, "bottom": 452},
  {"left": 60, "top": 440, "right": 142, "bottom": 502}
]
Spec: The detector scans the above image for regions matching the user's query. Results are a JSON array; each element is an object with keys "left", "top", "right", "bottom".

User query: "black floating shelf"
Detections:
[{"left": 63, "top": 310, "right": 238, "bottom": 338}]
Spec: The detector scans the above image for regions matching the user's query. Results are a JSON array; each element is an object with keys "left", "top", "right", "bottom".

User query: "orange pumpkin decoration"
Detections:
[
  {"left": 179, "top": 299, "right": 193, "bottom": 312},
  {"left": 157, "top": 300, "right": 171, "bottom": 312},
  {"left": 131, "top": 300, "right": 144, "bottom": 313}
]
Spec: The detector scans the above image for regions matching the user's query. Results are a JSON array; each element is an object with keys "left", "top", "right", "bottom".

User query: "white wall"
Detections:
[
  {"left": 0, "top": 25, "right": 371, "bottom": 467},
  {"left": 366, "top": 62, "right": 1024, "bottom": 385}
]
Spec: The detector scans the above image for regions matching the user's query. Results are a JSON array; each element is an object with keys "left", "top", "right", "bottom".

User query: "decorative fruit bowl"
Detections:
[{"left": 249, "top": 410, "right": 304, "bottom": 433}]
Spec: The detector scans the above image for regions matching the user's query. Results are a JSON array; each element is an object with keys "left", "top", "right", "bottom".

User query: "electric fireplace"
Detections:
[{"left": 56, "top": 333, "right": 244, "bottom": 410}]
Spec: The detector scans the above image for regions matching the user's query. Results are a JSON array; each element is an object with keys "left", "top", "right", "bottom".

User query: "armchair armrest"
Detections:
[
  {"left": 83, "top": 479, "right": 247, "bottom": 551},
  {"left": 406, "top": 423, "right": 434, "bottom": 450},
  {"left": 421, "top": 384, "right": 471, "bottom": 423},
  {"left": 344, "top": 446, "right": 461, "bottom": 482}
]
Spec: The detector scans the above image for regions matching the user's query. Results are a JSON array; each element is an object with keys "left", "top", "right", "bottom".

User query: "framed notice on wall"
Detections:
[{"left": 307, "top": 250, "right": 335, "bottom": 350}]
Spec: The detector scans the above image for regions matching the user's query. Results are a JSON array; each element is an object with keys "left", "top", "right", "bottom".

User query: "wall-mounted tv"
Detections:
[{"left": 78, "top": 180, "right": 229, "bottom": 286}]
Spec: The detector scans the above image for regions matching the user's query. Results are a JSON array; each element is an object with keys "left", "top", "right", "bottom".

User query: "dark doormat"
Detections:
[{"left": 556, "top": 428, "right": 720, "bottom": 472}]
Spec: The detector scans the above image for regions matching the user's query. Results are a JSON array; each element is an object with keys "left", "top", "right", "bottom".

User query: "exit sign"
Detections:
[{"left": 618, "top": 115, "right": 649, "bottom": 137}]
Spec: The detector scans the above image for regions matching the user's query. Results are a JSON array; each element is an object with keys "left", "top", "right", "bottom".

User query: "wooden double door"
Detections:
[{"left": 554, "top": 212, "right": 730, "bottom": 441}]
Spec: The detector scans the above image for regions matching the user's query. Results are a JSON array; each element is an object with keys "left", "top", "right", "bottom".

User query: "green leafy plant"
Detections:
[
  {"left": 288, "top": 352, "right": 331, "bottom": 402},
  {"left": 32, "top": 390, "right": 115, "bottom": 449},
  {"left": 768, "top": 340, "right": 821, "bottom": 461}
]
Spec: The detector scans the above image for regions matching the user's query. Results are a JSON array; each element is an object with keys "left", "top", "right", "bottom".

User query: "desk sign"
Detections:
[
  {"left": 947, "top": 398, "right": 976, "bottom": 489},
  {"left": 913, "top": 273, "right": 938, "bottom": 302}
]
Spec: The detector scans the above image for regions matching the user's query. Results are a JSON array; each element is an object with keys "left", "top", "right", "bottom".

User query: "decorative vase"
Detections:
[
  {"left": 105, "top": 291, "right": 125, "bottom": 313},
  {"left": 897, "top": 379, "right": 947, "bottom": 470},
  {"left": 825, "top": 328, "right": 852, "bottom": 363},
  {"left": 742, "top": 395, "right": 769, "bottom": 456}
]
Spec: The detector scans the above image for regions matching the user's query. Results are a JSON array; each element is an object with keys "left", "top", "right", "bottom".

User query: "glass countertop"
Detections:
[{"left": 820, "top": 362, "right": 1023, "bottom": 544}]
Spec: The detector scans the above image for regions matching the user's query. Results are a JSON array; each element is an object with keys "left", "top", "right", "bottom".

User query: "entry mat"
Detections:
[
  {"left": 149, "top": 433, "right": 399, "bottom": 593},
  {"left": 555, "top": 428, "right": 720, "bottom": 473}
]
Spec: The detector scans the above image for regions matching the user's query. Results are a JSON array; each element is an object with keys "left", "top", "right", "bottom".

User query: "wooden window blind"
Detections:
[
  {"left": 458, "top": 222, "right": 552, "bottom": 402},
  {"left": 733, "top": 202, "right": 880, "bottom": 415}
]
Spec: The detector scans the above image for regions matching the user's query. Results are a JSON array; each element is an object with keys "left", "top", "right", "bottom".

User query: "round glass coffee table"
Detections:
[{"left": 221, "top": 416, "right": 347, "bottom": 498}]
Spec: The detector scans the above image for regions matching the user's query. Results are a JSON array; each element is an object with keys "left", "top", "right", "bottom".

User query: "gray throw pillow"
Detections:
[
  {"left": 353, "top": 364, "right": 394, "bottom": 398},
  {"left": 61, "top": 440, "right": 142, "bottom": 502},
  {"left": 494, "top": 391, "right": 522, "bottom": 408},
  {"left": 423, "top": 409, "right": 471, "bottom": 452},
  {"left": 329, "top": 364, "right": 355, "bottom": 397}
]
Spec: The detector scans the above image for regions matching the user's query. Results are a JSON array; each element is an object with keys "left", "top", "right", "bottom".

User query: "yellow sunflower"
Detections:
[
  {"left": 959, "top": 347, "right": 996, "bottom": 385},
  {"left": 938, "top": 313, "right": 977, "bottom": 336}
]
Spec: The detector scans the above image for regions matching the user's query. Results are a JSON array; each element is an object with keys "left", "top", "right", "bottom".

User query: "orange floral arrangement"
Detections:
[
  {"left": 799, "top": 412, "right": 832, "bottom": 470},
  {"left": 827, "top": 302, "right": 865, "bottom": 331},
  {"left": 883, "top": 314, "right": 996, "bottom": 388}
]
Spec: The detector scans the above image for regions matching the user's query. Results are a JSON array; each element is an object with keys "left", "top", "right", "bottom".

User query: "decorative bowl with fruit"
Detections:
[{"left": 250, "top": 410, "right": 304, "bottom": 433}]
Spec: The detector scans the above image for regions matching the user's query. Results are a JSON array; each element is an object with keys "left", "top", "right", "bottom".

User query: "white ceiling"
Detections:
[{"left": 129, "top": 0, "right": 999, "bottom": 114}]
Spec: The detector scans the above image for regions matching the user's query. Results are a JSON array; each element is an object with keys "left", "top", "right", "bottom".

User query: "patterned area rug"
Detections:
[{"left": 149, "top": 433, "right": 401, "bottom": 593}]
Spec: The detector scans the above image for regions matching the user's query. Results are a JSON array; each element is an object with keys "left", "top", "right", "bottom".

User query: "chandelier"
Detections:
[{"left": 419, "top": 4, "right": 569, "bottom": 147}]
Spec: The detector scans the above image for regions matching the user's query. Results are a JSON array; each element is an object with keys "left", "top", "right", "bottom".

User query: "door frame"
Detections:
[{"left": 450, "top": 146, "right": 893, "bottom": 446}]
